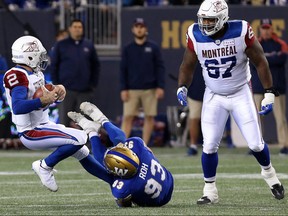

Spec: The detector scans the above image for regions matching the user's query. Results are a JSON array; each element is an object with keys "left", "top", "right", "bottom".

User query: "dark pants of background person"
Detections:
[{"left": 58, "top": 89, "right": 94, "bottom": 127}]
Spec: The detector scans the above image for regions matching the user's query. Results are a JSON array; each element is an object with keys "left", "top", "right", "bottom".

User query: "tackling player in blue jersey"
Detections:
[{"left": 68, "top": 102, "right": 174, "bottom": 207}]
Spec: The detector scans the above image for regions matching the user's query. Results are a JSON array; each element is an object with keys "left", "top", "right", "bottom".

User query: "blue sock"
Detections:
[
  {"left": 80, "top": 154, "right": 114, "bottom": 184},
  {"left": 202, "top": 152, "right": 218, "bottom": 180},
  {"left": 44, "top": 144, "right": 83, "bottom": 167},
  {"left": 251, "top": 143, "right": 270, "bottom": 167}
]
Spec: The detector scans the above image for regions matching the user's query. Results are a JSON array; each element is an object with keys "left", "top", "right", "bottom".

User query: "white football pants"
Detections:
[
  {"left": 201, "top": 83, "right": 264, "bottom": 154},
  {"left": 20, "top": 121, "right": 87, "bottom": 150}
]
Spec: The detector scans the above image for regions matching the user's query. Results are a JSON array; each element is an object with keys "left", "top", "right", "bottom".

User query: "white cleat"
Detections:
[
  {"left": 32, "top": 160, "right": 58, "bottom": 192},
  {"left": 80, "top": 102, "right": 108, "bottom": 124},
  {"left": 67, "top": 111, "right": 101, "bottom": 134},
  {"left": 197, "top": 182, "right": 219, "bottom": 205}
]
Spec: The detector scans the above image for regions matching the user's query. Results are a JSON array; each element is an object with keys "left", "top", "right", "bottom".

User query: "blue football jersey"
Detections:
[{"left": 110, "top": 137, "right": 174, "bottom": 207}]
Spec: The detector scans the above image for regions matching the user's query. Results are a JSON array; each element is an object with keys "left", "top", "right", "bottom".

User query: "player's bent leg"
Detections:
[
  {"left": 32, "top": 159, "right": 58, "bottom": 192},
  {"left": 197, "top": 182, "right": 219, "bottom": 205}
]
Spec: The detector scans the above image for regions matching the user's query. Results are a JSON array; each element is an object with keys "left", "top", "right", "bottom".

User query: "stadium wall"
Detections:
[{"left": 1, "top": 6, "right": 288, "bottom": 144}]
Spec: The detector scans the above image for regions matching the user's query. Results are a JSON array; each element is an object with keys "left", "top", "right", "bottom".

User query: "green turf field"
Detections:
[{"left": 0, "top": 146, "right": 287, "bottom": 215}]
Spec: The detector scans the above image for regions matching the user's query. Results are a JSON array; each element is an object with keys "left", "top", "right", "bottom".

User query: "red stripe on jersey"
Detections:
[
  {"left": 24, "top": 129, "right": 73, "bottom": 139},
  {"left": 3, "top": 70, "right": 29, "bottom": 89},
  {"left": 245, "top": 23, "right": 255, "bottom": 48},
  {"left": 187, "top": 33, "right": 195, "bottom": 52}
]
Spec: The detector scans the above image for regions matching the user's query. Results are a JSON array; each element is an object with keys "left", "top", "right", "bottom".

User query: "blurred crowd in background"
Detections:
[{"left": 1, "top": 0, "right": 288, "bottom": 10}]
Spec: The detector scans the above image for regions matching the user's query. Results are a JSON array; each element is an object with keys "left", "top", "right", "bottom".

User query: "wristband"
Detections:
[{"left": 264, "top": 87, "right": 279, "bottom": 97}]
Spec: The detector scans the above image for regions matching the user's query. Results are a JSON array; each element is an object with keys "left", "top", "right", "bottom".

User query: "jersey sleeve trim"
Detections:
[{"left": 3, "top": 69, "right": 29, "bottom": 90}]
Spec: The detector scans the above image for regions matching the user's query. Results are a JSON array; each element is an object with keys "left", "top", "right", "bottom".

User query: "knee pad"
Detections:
[
  {"left": 72, "top": 145, "right": 90, "bottom": 160},
  {"left": 73, "top": 131, "right": 88, "bottom": 145},
  {"left": 203, "top": 143, "right": 218, "bottom": 154}
]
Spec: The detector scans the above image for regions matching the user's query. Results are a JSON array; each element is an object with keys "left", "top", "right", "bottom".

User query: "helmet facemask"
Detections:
[{"left": 35, "top": 51, "right": 49, "bottom": 72}]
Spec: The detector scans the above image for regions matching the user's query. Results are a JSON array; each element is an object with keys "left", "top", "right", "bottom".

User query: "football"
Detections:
[{"left": 33, "top": 83, "right": 55, "bottom": 99}]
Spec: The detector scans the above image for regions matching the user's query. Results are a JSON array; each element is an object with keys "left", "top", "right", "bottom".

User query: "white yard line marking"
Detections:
[{"left": 1, "top": 171, "right": 288, "bottom": 179}]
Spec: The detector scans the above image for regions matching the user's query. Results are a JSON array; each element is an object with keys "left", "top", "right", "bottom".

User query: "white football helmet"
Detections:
[
  {"left": 11, "top": 35, "right": 48, "bottom": 72},
  {"left": 197, "top": 0, "right": 229, "bottom": 36}
]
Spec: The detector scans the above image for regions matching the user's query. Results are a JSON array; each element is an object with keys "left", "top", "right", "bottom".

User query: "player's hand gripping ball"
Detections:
[{"left": 33, "top": 84, "right": 55, "bottom": 99}]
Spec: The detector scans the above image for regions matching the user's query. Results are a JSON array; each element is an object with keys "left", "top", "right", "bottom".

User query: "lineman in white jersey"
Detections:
[
  {"left": 177, "top": 0, "right": 284, "bottom": 204},
  {"left": 3, "top": 36, "right": 112, "bottom": 192}
]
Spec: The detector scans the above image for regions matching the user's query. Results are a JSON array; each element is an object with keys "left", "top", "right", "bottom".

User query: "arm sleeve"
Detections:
[
  {"left": 245, "top": 23, "right": 255, "bottom": 48},
  {"left": 102, "top": 122, "right": 126, "bottom": 146},
  {"left": 11, "top": 86, "right": 42, "bottom": 114}
]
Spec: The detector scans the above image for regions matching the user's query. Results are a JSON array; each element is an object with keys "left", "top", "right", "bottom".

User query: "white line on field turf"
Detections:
[{"left": 0, "top": 171, "right": 288, "bottom": 179}]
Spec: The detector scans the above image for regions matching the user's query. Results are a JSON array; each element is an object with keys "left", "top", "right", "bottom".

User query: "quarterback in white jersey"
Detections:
[
  {"left": 177, "top": 0, "right": 284, "bottom": 204},
  {"left": 3, "top": 36, "right": 111, "bottom": 193}
]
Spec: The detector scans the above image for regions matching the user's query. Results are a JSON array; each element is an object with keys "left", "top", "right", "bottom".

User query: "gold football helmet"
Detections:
[{"left": 104, "top": 144, "right": 140, "bottom": 178}]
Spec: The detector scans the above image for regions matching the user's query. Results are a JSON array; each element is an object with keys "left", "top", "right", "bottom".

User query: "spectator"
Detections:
[
  {"left": 120, "top": 18, "right": 165, "bottom": 145},
  {"left": 251, "top": 18, "right": 288, "bottom": 155},
  {"left": 50, "top": 19, "right": 100, "bottom": 127}
]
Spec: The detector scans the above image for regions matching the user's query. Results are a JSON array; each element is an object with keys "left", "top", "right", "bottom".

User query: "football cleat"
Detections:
[
  {"left": 67, "top": 111, "right": 101, "bottom": 134},
  {"left": 32, "top": 160, "right": 58, "bottom": 192},
  {"left": 261, "top": 167, "right": 285, "bottom": 200},
  {"left": 271, "top": 184, "right": 285, "bottom": 200},
  {"left": 197, "top": 182, "right": 219, "bottom": 205},
  {"left": 80, "top": 102, "right": 108, "bottom": 124}
]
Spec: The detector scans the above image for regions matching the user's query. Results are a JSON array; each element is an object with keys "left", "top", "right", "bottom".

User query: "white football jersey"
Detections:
[
  {"left": 187, "top": 20, "right": 255, "bottom": 95},
  {"left": 3, "top": 66, "right": 49, "bottom": 133}
]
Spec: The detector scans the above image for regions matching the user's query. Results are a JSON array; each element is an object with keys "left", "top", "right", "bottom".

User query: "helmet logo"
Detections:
[
  {"left": 23, "top": 41, "right": 40, "bottom": 52},
  {"left": 213, "top": 1, "right": 227, "bottom": 13},
  {"left": 114, "top": 167, "right": 128, "bottom": 176}
]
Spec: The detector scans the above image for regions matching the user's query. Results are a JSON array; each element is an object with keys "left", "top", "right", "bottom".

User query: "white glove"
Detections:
[{"left": 259, "top": 93, "right": 275, "bottom": 115}]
